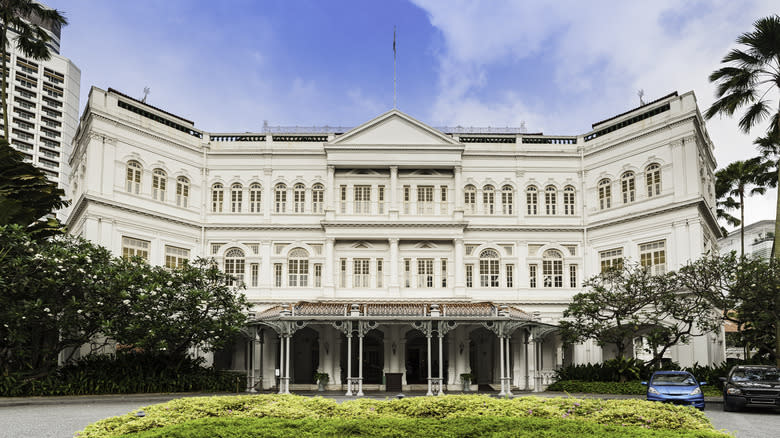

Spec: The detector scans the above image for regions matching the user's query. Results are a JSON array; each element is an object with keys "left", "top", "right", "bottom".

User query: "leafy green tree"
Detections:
[
  {"left": 0, "top": 0, "right": 67, "bottom": 140},
  {"left": 714, "top": 158, "right": 770, "bottom": 257},
  {"left": 105, "top": 258, "right": 250, "bottom": 370},
  {"left": 0, "top": 140, "right": 68, "bottom": 236}
]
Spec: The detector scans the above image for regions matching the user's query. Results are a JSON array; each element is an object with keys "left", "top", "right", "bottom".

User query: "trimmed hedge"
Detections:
[
  {"left": 115, "top": 416, "right": 730, "bottom": 438},
  {"left": 547, "top": 380, "right": 721, "bottom": 397},
  {"left": 0, "top": 352, "right": 244, "bottom": 397},
  {"left": 77, "top": 394, "right": 725, "bottom": 438}
]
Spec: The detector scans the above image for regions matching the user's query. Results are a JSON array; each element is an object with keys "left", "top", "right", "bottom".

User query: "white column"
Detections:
[
  {"left": 454, "top": 238, "right": 465, "bottom": 296},
  {"left": 524, "top": 333, "right": 530, "bottom": 390},
  {"left": 499, "top": 335, "right": 506, "bottom": 396},
  {"left": 389, "top": 166, "right": 399, "bottom": 219},
  {"left": 346, "top": 332, "right": 353, "bottom": 396},
  {"left": 277, "top": 334, "right": 285, "bottom": 394},
  {"left": 246, "top": 337, "right": 254, "bottom": 391},
  {"left": 505, "top": 337, "right": 513, "bottom": 395},
  {"left": 426, "top": 333, "right": 433, "bottom": 396},
  {"left": 326, "top": 165, "right": 335, "bottom": 208},
  {"left": 438, "top": 333, "right": 445, "bottom": 395},
  {"left": 357, "top": 333, "right": 365, "bottom": 396},
  {"left": 284, "top": 335, "right": 291, "bottom": 394}
]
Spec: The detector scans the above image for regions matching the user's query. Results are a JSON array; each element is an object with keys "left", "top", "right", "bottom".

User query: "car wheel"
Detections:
[{"left": 723, "top": 397, "right": 739, "bottom": 412}]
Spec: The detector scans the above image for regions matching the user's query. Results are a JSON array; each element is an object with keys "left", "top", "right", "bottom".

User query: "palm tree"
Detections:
[
  {"left": 714, "top": 175, "right": 741, "bottom": 237},
  {"left": 715, "top": 158, "right": 769, "bottom": 257},
  {"left": 0, "top": 1, "right": 67, "bottom": 141}
]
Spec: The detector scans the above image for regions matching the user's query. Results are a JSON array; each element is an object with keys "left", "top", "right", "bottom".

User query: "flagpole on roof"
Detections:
[{"left": 393, "top": 25, "right": 397, "bottom": 109}]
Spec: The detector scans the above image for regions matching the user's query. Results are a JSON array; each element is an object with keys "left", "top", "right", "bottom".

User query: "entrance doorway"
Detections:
[
  {"left": 292, "top": 327, "right": 319, "bottom": 384},
  {"left": 469, "top": 327, "right": 495, "bottom": 385},
  {"left": 339, "top": 329, "right": 384, "bottom": 384},
  {"left": 404, "top": 329, "right": 447, "bottom": 384}
]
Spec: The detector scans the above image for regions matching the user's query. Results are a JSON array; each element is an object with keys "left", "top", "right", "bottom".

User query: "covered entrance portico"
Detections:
[{"left": 245, "top": 301, "right": 561, "bottom": 395}]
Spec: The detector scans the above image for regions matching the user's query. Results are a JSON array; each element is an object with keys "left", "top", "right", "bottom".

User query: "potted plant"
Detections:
[
  {"left": 314, "top": 372, "right": 329, "bottom": 391},
  {"left": 460, "top": 373, "right": 473, "bottom": 392}
]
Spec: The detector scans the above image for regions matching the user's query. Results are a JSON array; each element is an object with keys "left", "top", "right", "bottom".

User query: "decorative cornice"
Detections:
[
  {"left": 587, "top": 198, "right": 704, "bottom": 231},
  {"left": 321, "top": 221, "right": 468, "bottom": 229},
  {"left": 92, "top": 112, "right": 203, "bottom": 154},
  {"left": 66, "top": 194, "right": 201, "bottom": 229},
  {"left": 584, "top": 115, "right": 696, "bottom": 157}
]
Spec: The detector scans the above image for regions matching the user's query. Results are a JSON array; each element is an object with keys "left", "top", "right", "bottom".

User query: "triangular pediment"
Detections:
[{"left": 331, "top": 109, "right": 459, "bottom": 146}]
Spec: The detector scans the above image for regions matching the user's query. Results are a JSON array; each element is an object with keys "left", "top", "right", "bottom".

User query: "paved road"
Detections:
[{"left": 704, "top": 404, "right": 780, "bottom": 438}]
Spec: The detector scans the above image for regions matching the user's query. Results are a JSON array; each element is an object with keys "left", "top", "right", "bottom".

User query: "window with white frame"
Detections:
[
  {"left": 404, "top": 258, "right": 411, "bottom": 287},
  {"left": 211, "top": 183, "right": 224, "bottom": 212},
  {"left": 563, "top": 185, "right": 575, "bottom": 215},
  {"left": 339, "top": 258, "right": 347, "bottom": 287},
  {"left": 542, "top": 249, "right": 563, "bottom": 288},
  {"left": 417, "top": 259, "right": 434, "bottom": 288},
  {"left": 417, "top": 185, "right": 434, "bottom": 214},
  {"left": 440, "top": 186, "right": 448, "bottom": 214},
  {"left": 339, "top": 185, "right": 347, "bottom": 213},
  {"left": 176, "top": 176, "right": 189, "bottom": 208},
  {"left": 126, "top": 161, "right": 142, "bottom": 194},
  {"left": 569, "top": 264, "right": 577, "bottom": 288},
  {"left": 598, "top": 179, "right": 611, "bottom": 210},
  {"left": 312, "top": 183, "right": 324, "bottom": 213},
  {"left": 224, "top": 248, "right": 245, "bottom": 286},
  {"left": 403, "top": 185, "right": 411, "bottom": 214},
  {"left": 354, "top": 185, "right": 371, "bottom": 214},
  {"left": 646, "top": 164, "right": 661, "bottom": 197},
  {"left": 248, "top": 263, "right": 258, "bottom": 287},
  {"left": 275, "top": 183, "right": 287, "bottom": 213},
  {"left": 122, "top": 236, "right": 149, "bottom": 261},
  {"left": 479, "top": 249, "right": 500, "bottom": 287},
  {"left": 464, "top": 185, "right": 476, "bottom": 214},
  {"left": 506, "top": 264, "right": 514, "bottom": 288},
  {"left": 376, "top": 259, "right": 384, "bottom": 288},
  {"left": 466, "top": 264, "right": 473, "bottom": 288},
  {"left": 599, "top": 248, "right": 623, "bottom": 272},
  {"left": 482, "top": 185, "right": 495, "bottom": 214},
  {"left": 377, "top": 185, "right": 385, "bottom": 214},
  {"left": 529, "top": 264, "right": 537, "bottom": 288},
  {"left": 353, "top": 258, "right": 370, "bottom": 288},
  {"left": 288, "top": 248, "right": 309, "bottom": 287},
  {"left": 314, "top": 264, "right": 322, "bottom": 287},
  {"left": 164, "top": 245, "right": 189, "bottom": 268},
  {"left": 231, "top": 183, "right": 243, "bottom": 213},
  {"left": 441, "top": 259, "right": 447, "bottom": 287},
  {"left": 293, "top": 183, "right": 305, "bottom": 213},
  {"left": 640, "top": 240, "right": 666, "bottom": 274},
  {"left": 545, "top": 185, "right": 557, "bottom": 215},
  {"left": 501, "top": 185, "right": 514, "bottom": 215},
  {"left": 249, "top": 183, "right": 262, "bottom": 213},
  {"left": 152, "top": 169, "right": 166, "bottom": 201},
  {"left": 526, "top": 186, "right": 538, "bottom": 215},
  {"left": 274, "top": 263, "right": 283, "bottom": 287},
  {"left": 621, "top": 171, "right": 635, "bottom": 203}
]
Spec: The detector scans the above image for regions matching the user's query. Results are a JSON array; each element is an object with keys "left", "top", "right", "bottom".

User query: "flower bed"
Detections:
[{"left": 76, "top": 394, "right": 728, "bottom": 438}]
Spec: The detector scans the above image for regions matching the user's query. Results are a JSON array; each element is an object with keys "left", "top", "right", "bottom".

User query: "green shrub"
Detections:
[
  {"left": 77, "top": 394, "right": 723, "bottom": 438},
  {"left": 115, "top": 416, "right": 730, "bottom": 438},
  {"left": 547, "top": 380, "right": 720, "bottom": 397},
  {"left": 0, "top": 352, "right": 244, "bottom": 397}
]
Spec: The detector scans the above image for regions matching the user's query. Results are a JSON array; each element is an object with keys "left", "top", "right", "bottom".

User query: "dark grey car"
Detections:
[{"left": 720, "top": 365, "right": 780, "bottom": 411}]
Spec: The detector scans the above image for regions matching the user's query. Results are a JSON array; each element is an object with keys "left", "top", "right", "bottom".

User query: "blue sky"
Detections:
[{"left": 48, "top": 0, "right": 778, "bottom": 226}]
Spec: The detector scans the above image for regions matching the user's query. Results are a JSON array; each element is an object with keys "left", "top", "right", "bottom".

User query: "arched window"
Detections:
[
  {"left": 176, "top": 176, "right": 189, "bottom": 207},
  {"left": 621, "top": 171, "right": 635, "bottom": 203},
  {"left": 211, "top": 183, "right": 224, "bottom": 212},
  {"left": 563, "top": 185, "right": 575, "bottom": 215},
  {"left": 312, "top": 183, "right": 324, "bottom": 213},
  {"left": 231, "top": 183, "right": 243, "bottom": 213},
  {"left": 598, "top": 179, "right": 611, "bottom": 210},
  {"left": 126, "top": 161, "right": 142, "bottom": 194},
  {"left": 646, "top": 163, "right": 661, "bottom": 197},
  {"left": 275, "top": 183, "right": 287, "bottom": 213},
  {"left": 293, "top": 183, "right": 306, "bottom": 213},
  {"left": 482, "top": 185, "right": 495, "bottom": 214},
  {"left": 542, "top": 249, "right": 563, "bottom": 288},
  {"left": 224, "top": 248, "right": 245, "bottom": 286},
  {"left": 152, "top": 169, "right": 166, "bottom": 201},
  {"left": 464, "top": 185, "right": 476, "bottom": 214},
  {"left": 545, "top": 185, "right": 557, "bottom": 215},
  {"left": 501, "top": 185, "right": 514, "bottom": 215},
  {"left": 479, "top": 249, "right": 500, "bottom": 288},
  {"left": 288, "top": 248, "right": 309, "bottom": 287},
  {"left": 526, "top": 186, "right": 538, "bottom": 215},
  {"left": 249, "top": 183, "right": 262, "bottom": 213}
]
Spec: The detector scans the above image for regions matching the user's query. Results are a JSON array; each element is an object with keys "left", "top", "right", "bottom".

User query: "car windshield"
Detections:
[
  {"left": 651, "top": 374, "right": 696, "bottom": 385},
  {"left": 731, "top": 368, "right": 780, "bottom": 382}
]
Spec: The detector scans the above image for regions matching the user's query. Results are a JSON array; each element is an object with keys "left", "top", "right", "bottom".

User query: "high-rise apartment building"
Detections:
[{"left": 1, "top": 2, "right": 81, "bottom": 216}]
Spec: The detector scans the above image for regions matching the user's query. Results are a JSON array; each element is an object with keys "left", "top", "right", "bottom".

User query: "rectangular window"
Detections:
[
  {"left": 232, "top": 187, "right": 243, "bottom": 213},
  {"left": 440, "top": 186, "right": 448, "bottom": 215},
  {"left": 417, "top": 186, "right": 434, "bottom": 214},
  {"left": 353, "top": 258, "right": 370, "bottom": 288},
  {"left": 441, "top": 259, "right": 448, "bottom": 288},
  {"left": 569, "top": 264, "right": 577, "bottom": 288},
  {"left": 506, "top": 264, "right": 514, "bottom": 288},
  {"left": 164, "top": 245, "right": 189, "bottom": 268},
  {"left": 527, "top": 190, "right": 538, "bottom": 215},
  {"left": 211, "top": 243, "right": 224, "bottom": 255},
  {"left": 417, "top": 259, "right": 434, "bottom": 288},
  {"left": 403, "top": 185, "right": 411, "bottom": 214},
  {"left": 465, "top": 264, "right": 473, "bottom": 288},
  {"left": 340, "top": 185, "right": 347, "bottom": 214},
  {"left": 529, "top": 264, "right": 537, "bottom": 288},
  {"left": 314, "top": 264, "right": 322, "bottom": 287},
  {"left": 640, "top": 240, "right": 666, "bottom": 275},
  {"left": 599, "top": 248, "right": 624, "bottom": 272},
  {"left": 403, "top": 258, "right": 411, "bottom": 288},
  {"left": 465, "top": 189, "right": 476, "bottom": 214},
  {"left": 354, "top": 185, "right": 371, "bottom": 214},
  {"left": 377, "top": 185, "right": 385, "bottom": 214},
  {"left": 376, "top": 259, "right": 383, "bottom": 288},
  {"left": 339, "top": 258, "right": 347, "bottom": 288},
  {"left": 288, "top": 259, "right": 308, "bottom": 287},
  {"left": 122, "top": 236, "right": 150, "bottom": 261},
  {"left": 251, "top": 263, "right": 259, "bottom": 287},
  {"left": 274, "top": 264, "right": 283, "bottom": 287},
  {"left": 480, "top": 258, "right": 500, "bottom": 287}
]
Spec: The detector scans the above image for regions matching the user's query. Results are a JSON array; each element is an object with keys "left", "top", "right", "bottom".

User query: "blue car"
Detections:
[{"left": 641, "top": 371, "right": 706, "bottom": 410}]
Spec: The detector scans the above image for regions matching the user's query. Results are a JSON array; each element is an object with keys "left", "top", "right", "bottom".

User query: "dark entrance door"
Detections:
[
  {"left": 469, "top": 327, "right": 495, "bottom": 385},
  {"left": 339, "top": 329, "right": 384, "bottom": 384},
  {"left": 292, "top": 327, "right": 319, "bottom": 384}
]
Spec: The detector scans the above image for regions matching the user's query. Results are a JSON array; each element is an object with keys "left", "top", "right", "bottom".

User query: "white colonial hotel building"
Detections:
[{"left": 67, "top": 87, "right": 724, "bottom": 394}]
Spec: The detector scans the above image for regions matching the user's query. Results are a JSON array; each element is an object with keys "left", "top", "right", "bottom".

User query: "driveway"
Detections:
[{"left": 704, "top": 404, "right": 780, "bottom": 438}]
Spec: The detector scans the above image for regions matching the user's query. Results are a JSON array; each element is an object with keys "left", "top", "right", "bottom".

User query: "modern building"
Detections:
[
  {"left": 67, "top": 86, "right": 724, "bottom": 393},
  {"left": 1, "top": 2, "right": 81, "bottom": 215},
  {"left": 718, "top": 219, "right": 775, "bottom": 260}
]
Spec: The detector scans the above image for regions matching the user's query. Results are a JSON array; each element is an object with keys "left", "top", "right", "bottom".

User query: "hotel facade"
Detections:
[{"left": 67, "top": 87, "right": 724, "bottom": 393}]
